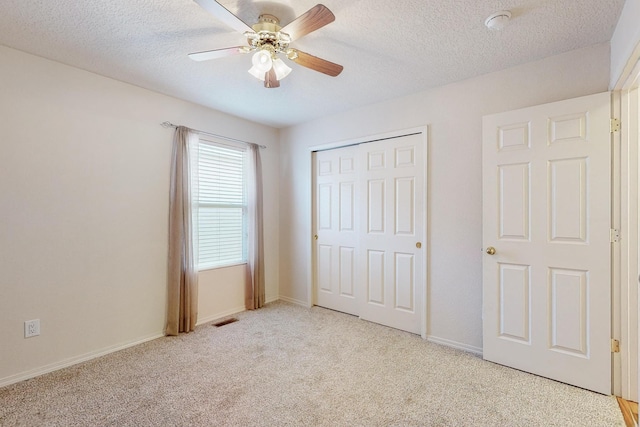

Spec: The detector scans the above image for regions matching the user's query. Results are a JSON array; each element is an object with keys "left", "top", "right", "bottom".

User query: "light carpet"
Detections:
[{"left": 0, "top": 301, "right": 624, "bottom": 426}]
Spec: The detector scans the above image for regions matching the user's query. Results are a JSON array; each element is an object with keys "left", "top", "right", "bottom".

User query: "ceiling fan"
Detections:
[{"left": 189, "top": 0, "right": 344, "bottom": 88}]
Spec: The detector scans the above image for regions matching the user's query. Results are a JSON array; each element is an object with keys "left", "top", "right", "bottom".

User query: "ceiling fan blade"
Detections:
[
  {"left": 188, "top": 46, "right": 249, "bottom": 61},
  {"left": 288, "top": 49, "right": 343, "bottom": 77},
  {"left": 280, "top": 4, "right": 335, "bottom": 41},
  {"left": 194, "top": 0, "right": 254, "bottom": 34}
]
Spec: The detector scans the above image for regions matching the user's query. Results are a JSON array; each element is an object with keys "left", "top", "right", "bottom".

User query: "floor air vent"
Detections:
[{"left": 212, "top": 318, "right": 238, "bottom": 327}]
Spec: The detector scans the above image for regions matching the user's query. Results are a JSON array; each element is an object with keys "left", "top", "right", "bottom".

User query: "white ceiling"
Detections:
[{"left": 0, "top": 0, "right": 625, "bottom": 128}]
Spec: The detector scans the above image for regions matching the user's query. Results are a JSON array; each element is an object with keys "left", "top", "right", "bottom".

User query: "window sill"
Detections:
[{"left": 198, "top": 262, "right": 247, "bottom": 272}]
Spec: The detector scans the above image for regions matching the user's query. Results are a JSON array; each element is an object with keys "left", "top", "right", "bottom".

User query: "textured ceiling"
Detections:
[{"left": 0, "top": 0, "right": 625, "bottom": 128}]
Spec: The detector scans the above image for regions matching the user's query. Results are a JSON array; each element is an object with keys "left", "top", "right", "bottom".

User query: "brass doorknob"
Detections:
[
  {"left": 416, "top": 242, "right": 422, "bottom": 249},
  {"left": 486, "top": 247, "right": 496, "bottom": 255},
  {"left": 314, "top": 235, "right": 318, "bottom": 240}
]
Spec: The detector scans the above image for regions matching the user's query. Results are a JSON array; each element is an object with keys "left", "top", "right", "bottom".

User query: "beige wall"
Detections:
[
  {"left": 278, "top": 43, "right": 611, "bottom": 352},
  {"left": 0, "top": 46, "right": 279, "bottom": 386},
  {"left": 197, "top": 266, "right": 245, "bottom": 325}
]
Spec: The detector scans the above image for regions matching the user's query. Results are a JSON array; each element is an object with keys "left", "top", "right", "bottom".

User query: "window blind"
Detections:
[{"left": 197, "top": 141, "right": 247, "bottom": 270}]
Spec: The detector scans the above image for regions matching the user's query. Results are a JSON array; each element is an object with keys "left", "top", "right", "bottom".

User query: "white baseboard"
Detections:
[
  {"left": 265, "top": 295, "right": 279, "bottom": 304},
  {"left": 197, "top": 305, "right": 246, "bottom": 326},
  {"left": 0, "top": 332, "right": 164, "bottom": 388},
  {"left": 427, "top": 335, "right": 483, "bottom": 356},
  {"left": 277, "top": 295, "right": 309, "bottom": 307}
]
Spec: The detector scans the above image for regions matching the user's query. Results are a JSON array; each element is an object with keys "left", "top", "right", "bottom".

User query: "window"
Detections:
[{"left": 197, "top": 138, "right": 247, "bottom": 270}]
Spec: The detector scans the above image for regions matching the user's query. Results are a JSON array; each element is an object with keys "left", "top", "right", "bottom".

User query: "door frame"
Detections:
[
  {"left": 612, "top": 41, "right": 640, "bottom": 401},
  {"left": 307, "top": 126, "right": 429, "bottom": 338}
]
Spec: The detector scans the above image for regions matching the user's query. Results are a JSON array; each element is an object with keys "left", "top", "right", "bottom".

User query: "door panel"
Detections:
[
  {"left": 367, "top": 180, "right": 385, "bottom": 233},
  {"left": 549, "top": 268, "right": 588, "bottom": 355},
  {"left": 483, "top": 92, "right": 611, "bottom": 394},
  {"left": 395, "top": 178, "right": 415, "bottom": 235},
  {"left": 499, "top": 263, "right": 531, "bottom": 343},
  {"left": 367, "top": 250, "right": 385, "bottom": 304},
  {"left": 339, "top": 182, "right": 355, "bottom": 231},
  {"left": 318, "top": 184, "right": 332, "bottom": 230},
  {"left": 394, "top": 252, "right": 414, "bottom": 311},
  {"left": 498, "top": 163, "right": 530, "bottom": 240},
  {"left": 339, "top": 247, "right": 355, "bottom": 297},
  {"left": 548, "top": 158, "right": 587, "bottom": 242},
  {"left": 317, "top": 245, "right": 332, "bottom": 292}
]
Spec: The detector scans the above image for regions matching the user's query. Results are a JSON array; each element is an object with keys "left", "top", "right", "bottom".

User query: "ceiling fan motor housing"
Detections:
[
  {"left": 246, "top": 15, "right": 291, "bottom": 56},
  {"left": 256, "top": 14, "right": 280, "bottom": 28}
]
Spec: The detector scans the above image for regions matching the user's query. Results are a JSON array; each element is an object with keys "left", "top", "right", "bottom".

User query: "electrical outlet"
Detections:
[{"left": 24, "top": 319, "right": 40, "bottom": 338}]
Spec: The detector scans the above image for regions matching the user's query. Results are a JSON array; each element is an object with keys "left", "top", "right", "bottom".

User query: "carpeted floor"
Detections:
[{"left": 0, "top": 301, "right": 625, "bottom": 426}]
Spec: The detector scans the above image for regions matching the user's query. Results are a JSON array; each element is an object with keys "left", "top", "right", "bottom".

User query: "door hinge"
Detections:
[
  {"left": 611, "top": 339, "right": 620, "bottom": 353},
  {"left": 610, "top": 228, "right": 620, "bottom": 243},
  {"left": 610, "top": 118, "right": 621, "bottom": 133}
]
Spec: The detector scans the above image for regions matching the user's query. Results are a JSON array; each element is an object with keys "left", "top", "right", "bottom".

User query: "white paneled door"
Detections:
[
  {"left": 314, "top": 146, "right": 359, "bottom": 316},
  {"left": 313, "top": 133, "right": 425, "bottom": 335},
  {"left": 482, "top": 92, "right": 612, "bottom": 394},
  {"left": 358, "top": 135, "right": 424, "bottom": 334}
]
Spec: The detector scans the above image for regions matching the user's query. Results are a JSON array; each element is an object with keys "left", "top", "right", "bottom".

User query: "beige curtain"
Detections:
[
  {"left": 165, "top": 126, "right": 199, "bottom": 335},
  {"left": 245, "top": 144, "right": 265, "bottom": 310}
]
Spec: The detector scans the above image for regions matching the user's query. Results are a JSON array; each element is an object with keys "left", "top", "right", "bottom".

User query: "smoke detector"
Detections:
[{"left": 485, "top": 10, "right": 512, "bottom": 30}]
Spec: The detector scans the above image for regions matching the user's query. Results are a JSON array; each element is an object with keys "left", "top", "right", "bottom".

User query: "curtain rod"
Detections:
[{"left": 161, "top": 121, "right": 266, "bottom": 149}]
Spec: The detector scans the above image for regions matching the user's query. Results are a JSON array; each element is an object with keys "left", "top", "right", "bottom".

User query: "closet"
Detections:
[{"left": 312, "top": 132, "right": 426, "bottom": 334}]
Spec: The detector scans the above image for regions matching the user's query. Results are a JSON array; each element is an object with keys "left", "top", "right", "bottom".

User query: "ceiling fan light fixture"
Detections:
[
  {"left": 251, "top": 49, "right": 273, "bottom": 73},
  {"left": 272, "top": 58, "right": 292, "bottom": 80},
  {"left": 248, "top": 65, "right": 266, "bottom": 81},
  {"left": 249, "top": 43, "right": 292, "bottom": 84}
]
